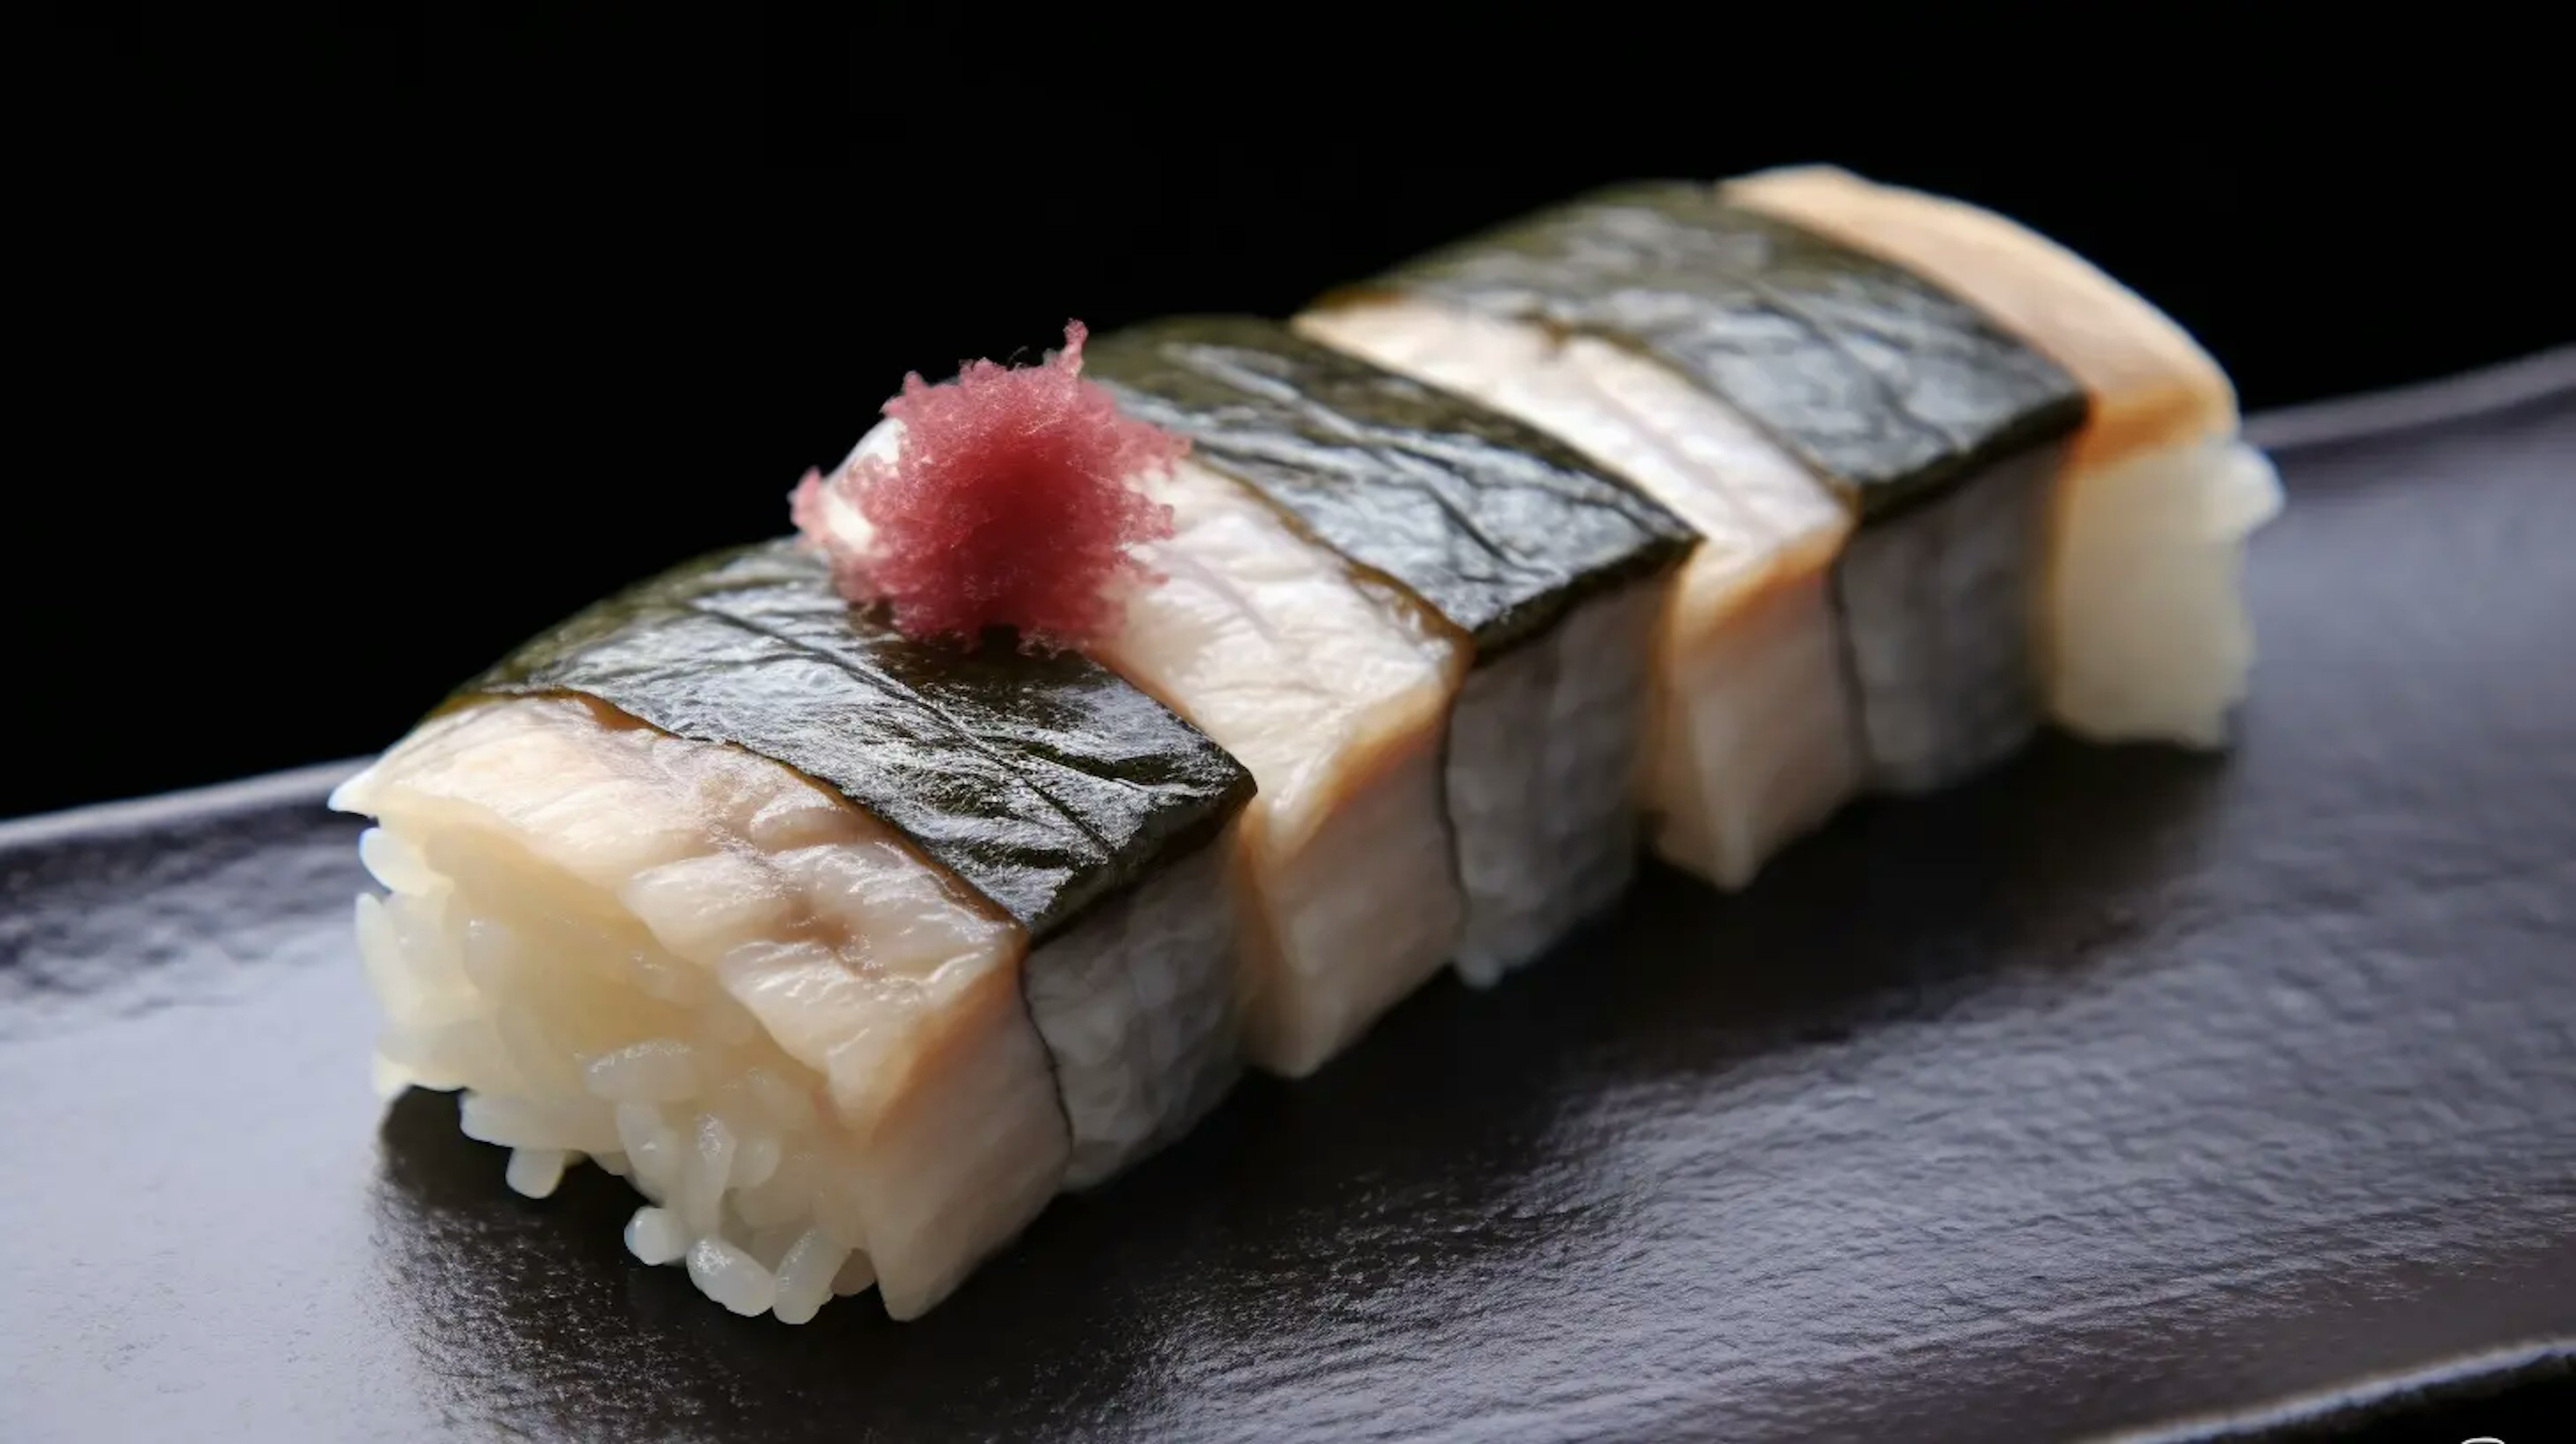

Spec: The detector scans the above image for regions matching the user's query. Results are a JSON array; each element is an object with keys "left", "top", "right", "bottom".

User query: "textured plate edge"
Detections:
[
  {"left": 2089, "top": 1336, "right": 2575, "bottom": 1443},
  {"left": 2243, "top": 344, "right": 2576, "bottom": 452},
  {"left": 0, "top": 757, "right": 368, "bottom": 852}
]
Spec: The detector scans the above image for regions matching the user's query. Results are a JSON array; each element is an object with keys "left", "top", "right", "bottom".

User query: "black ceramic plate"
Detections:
[{"left": 6, "top": 353, "right": 2575, "bottom": 1443}]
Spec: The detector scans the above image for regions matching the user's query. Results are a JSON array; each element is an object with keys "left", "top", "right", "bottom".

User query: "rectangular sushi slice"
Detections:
[
  {"left": 1722, "top": 165, "right": 2283, "bottom": 746},
  {"left": 1298, "top": 182, "right": 2091, "bottom": 878},
  {"left": 1294, "top": 301, "right": 1860, "bottom": 889},
  {"left": 1082, "top": 317, "right": 1695, "bottom": 986},
  {"left": 817, "top": 411, "right": 1468, "bottom": 1080},
  {"left": 331, "top": 541, "right": 1253, "bottom": 1321}
]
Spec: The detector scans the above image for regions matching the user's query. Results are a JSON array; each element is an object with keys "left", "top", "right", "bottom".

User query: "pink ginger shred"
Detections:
[{"left": 791, "top": 321, "right": 1184, "bottom": 652}]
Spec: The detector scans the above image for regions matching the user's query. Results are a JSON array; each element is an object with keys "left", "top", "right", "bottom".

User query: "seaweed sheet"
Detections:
[
  {"left": 462, "top": 539, "right": 1255, "bottom": 939},
  {"left": 1364, "top": 183, "right": 2088, "bottom": 517},
  {"left": 1086, "top": 316, "right": 1693, "bottom": 656}
]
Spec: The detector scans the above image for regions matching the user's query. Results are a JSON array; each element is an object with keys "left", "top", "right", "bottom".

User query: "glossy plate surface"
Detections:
[{"left": 5, "top": 352, "right": 2574, "bottom": 1442}]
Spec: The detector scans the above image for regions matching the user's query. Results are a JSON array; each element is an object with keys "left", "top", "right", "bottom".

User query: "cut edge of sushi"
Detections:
[
  {"left": 1444, "top": 573, "right": 1665, "bottom": 983},
  {"left": 1081, "top": 316, "right": 1693, "bottom": 989},
  {"left": 1026, "top": 834, "right": 1246, "bottom": 1187},
  {"left": 1723, "top": 164, "right": 2283, "bottom": 748},
  {"left": 1294, "top": 297, "right": 1866, "bottom": 893},
  {"left": 333, "top": 694, "right": 1071, "bottom": 1324},
  {"left": 1829, "top": 434, "right": 2067, "bottom": 794},
  {"left": 1089, "top": 448, "right": 1472, "bottom": 1078},
  {"left": 2041, "top": 433, "right": 2282, "bottom": 747}
]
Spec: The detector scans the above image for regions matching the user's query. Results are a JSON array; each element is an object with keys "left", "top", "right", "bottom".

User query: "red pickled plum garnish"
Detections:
[{"left": 791, "top": 321, "right": 1184, "bottom": 651}]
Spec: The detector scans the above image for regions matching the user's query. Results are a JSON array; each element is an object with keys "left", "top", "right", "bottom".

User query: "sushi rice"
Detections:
[{"left": 336, "top": 694, "right": 1234, "bottom": 1321}]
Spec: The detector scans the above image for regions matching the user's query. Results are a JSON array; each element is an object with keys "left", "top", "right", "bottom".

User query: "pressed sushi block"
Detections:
[
  {"left": 1300, "top": 182, "right": 2090, "bottom": 805},
  {"left": 801, "top": 333, "right": 1469, "bottom": 1078},
  {"left": 336, "top": 168, "right": 2280, "bottom": 1329},
  {"left": 1292, "top": 298, "right": 1864, "bottom": 889},
  {"left": 1080, "top": 319, "right": 1692, "bottom": 993},
  {"left": 1721, "top": 165, "right": 2282, "bottom": 746},
  {"left": 333, "top": 542, "right": 1254, "bottom": 1323},
  {"left": 1298, "top": 175, "right": 2264, "bottom": 891},
  {"left": 808, "top": 319, "right": 1690, "bottom": 1074}
]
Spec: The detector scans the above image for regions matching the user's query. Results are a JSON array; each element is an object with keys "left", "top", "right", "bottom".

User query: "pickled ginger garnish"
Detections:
[{"left": 790, "top": 320, "right": 1183, "bottom": 652}]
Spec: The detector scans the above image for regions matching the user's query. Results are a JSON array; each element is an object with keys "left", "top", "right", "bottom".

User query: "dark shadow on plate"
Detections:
[
  {"left": 1399, "top": 731, "right": 2235, "bottom": 1092},
  {"left": 375, "top": 1086, "right": 1163, "bottom": 1441}
]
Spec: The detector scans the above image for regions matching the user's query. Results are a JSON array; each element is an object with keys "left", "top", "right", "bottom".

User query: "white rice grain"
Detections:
[
  {"left": 457, "top": 917, "right": 522, "bottom": 998},
  {"left": 686, "top": 1237, "right": 777, "bottom": 1317},
  {"left": 585, "top": 1040, "right": 703, "bottom": 1104},
  {"left": 680, "top": 1115, "right": 737, "bottom": 1236},
  {"left": 614, "top": 1103, "right": 684, "bottom": 1194},
  {"left": 505, "top": 1147, "right": 569, "bottom": 1198},
  {"left": 357, "top": 896, "right": 477, "bottom": 1027},
  {"left": 624, "top": 1206, "right": 689, "bottom": 1266},
  {"left": 772, "top": 1229, "right": 849, "bottom": 1325},
  {"left": 459, "top": 1092, "right": 557, "bottom": 1150},
  {"left": 731, "top": 1133, "right": 782, "bottom": 1191},
  {"left": 496, "top": 1008, "right": 581, "bottom": 1095},
  {"left": 388, "top": 894, "right": 470, "bottom": 989}
]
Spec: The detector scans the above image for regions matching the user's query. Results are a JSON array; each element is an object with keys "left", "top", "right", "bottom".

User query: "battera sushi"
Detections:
[
  {"left": 796, "top": 318, "right": 1687, "bottom": 1074},
  {"left": 335, "top": 166, "right": 2277, "bottom": 1325},
  {"left": 334, "top": 546, "right": 1254, "bottom": 1320},
  {"left": 1079, "top": 319, "right": 1688, "bottom": 996},
  {"left": 1299, "top": 171, "right": 2279, "bottom": 888},
  {"left": 1717, "top": 166, "right": 2282, "bottom": 747}
]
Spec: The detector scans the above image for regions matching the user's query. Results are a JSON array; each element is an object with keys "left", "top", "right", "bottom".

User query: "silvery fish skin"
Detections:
[
  {"left": 1297, "top": 301, "right": 1859, "bottom": 889},
  {"left": 1723, "top": 165, "right": 2282, "bottom": 751},
  {"left": 1086, "top": 318, "right": 1692, "bottom": 982},
  {"left": 1302, "top": 181, "right": 2090, "bottom": 866},
  {"left": 823, "top": 415, "right": 1463, "bottom": 1081}
]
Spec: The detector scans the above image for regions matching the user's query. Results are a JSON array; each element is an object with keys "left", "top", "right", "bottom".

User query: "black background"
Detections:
[
  {"left": 15, "top": 9, "right": 2571, "bottom": 826},
  {"left": 12, "top": 9, "right": 2575, "bottom": 1439}
]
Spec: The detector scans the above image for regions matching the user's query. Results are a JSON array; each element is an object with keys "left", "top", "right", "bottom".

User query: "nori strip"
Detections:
[
  {"left": 1084, "top": 316, "right": 1693, "bottom": 656},
  {"left": 459, "top": 539, "right": 1255, "bottom": 941},
  {"left": 1358, "top": 183, "right": 2089, "bottom": 518}
]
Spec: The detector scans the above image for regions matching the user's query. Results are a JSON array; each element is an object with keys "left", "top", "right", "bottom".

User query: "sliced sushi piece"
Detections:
[
  {"left": 1723, "top": 164, "right": 2283, "bottom": 746},
  {"left": 813, "top": 409, "right": 1467, "bottom": 1079},
  {"left": 1299, "top": 183, "right": 2089, "bottom": 875},
  {"left": 333, "top": 540, "right": 1253, "bottom": 1319},
  {"left": 1296, "top": 301, "right": 1860, "bottom": 889},
  {"left": 1082, "top": 317, "right": 1693, "bottom": 985}
]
